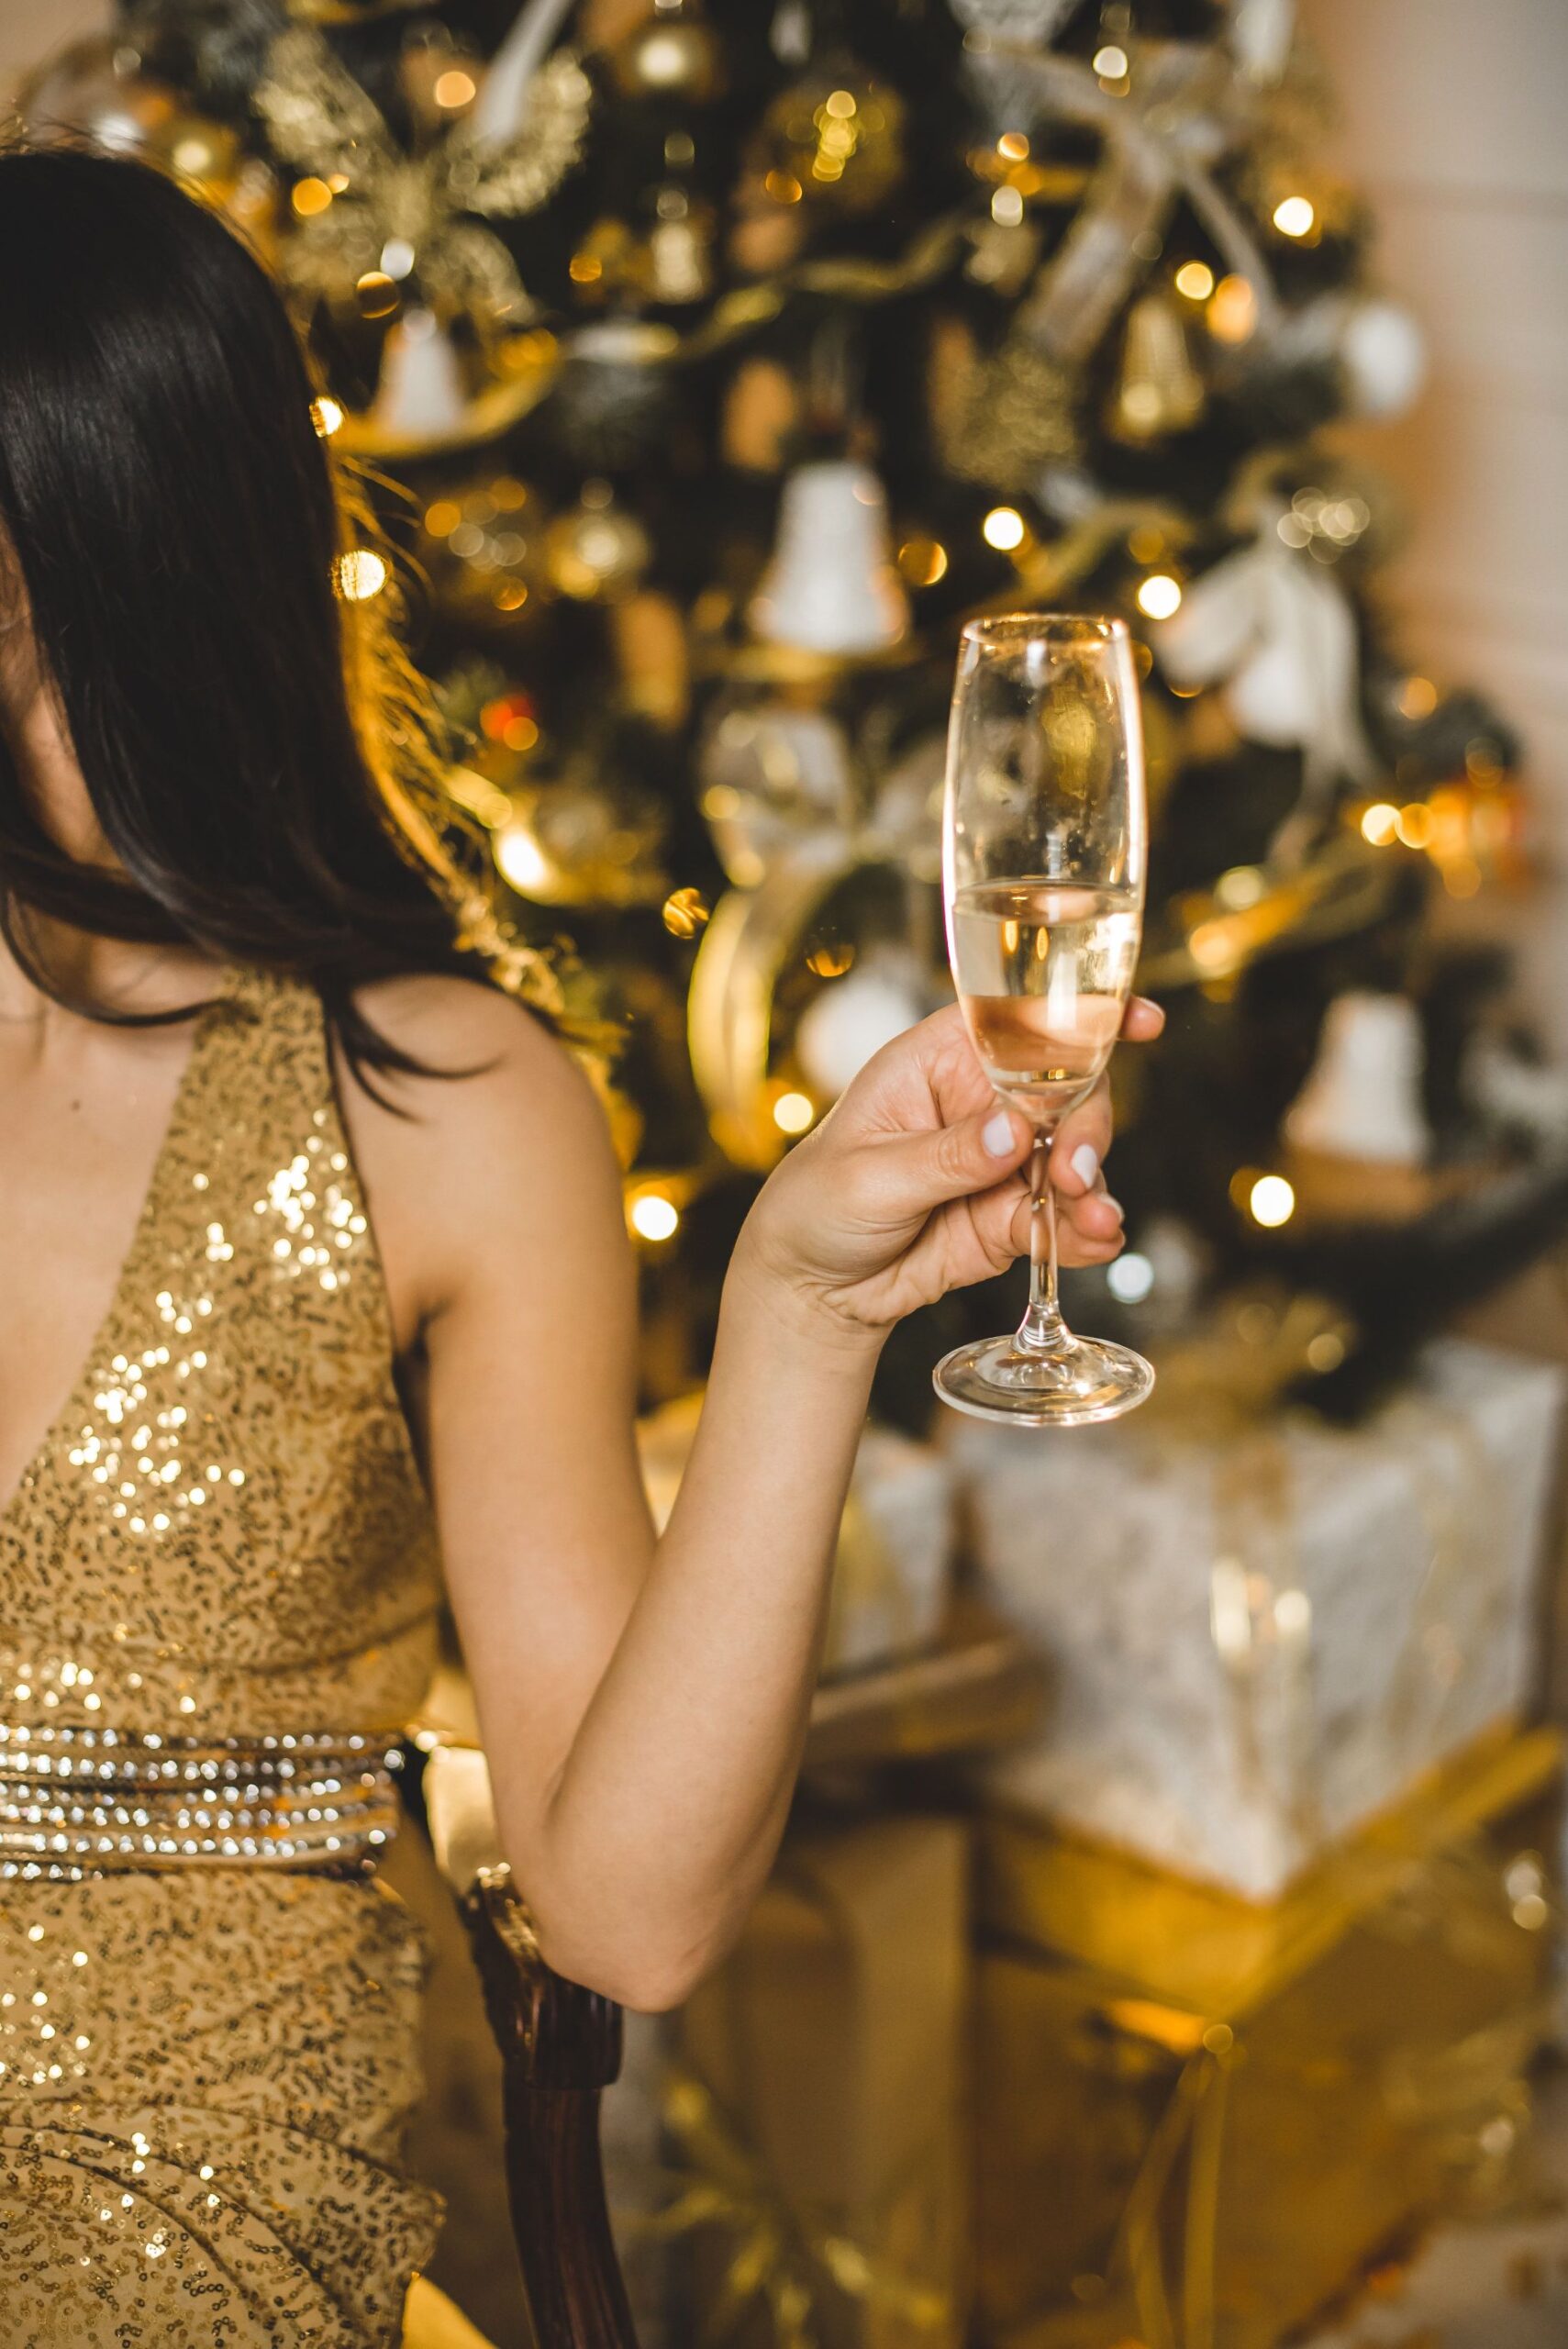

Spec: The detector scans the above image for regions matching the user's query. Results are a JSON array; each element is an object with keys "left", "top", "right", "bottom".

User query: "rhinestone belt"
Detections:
[{"left": 0, "top": 1724, "right": 403, "bottom": 1881}]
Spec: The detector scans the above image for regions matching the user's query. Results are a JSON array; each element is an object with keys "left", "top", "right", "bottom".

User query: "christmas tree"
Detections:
[{"left": 18, "top": 0, "right": 1564, "bottom": 1419}]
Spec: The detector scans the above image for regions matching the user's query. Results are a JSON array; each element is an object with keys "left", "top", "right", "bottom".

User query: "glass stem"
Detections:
[{"left": 1017, "top": 1131, "right": 1071, "bottom": 1355}]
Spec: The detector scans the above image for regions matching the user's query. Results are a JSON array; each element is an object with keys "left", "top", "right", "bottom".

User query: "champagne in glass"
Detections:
[{"left": 933, "top": 615, "right": 1154, "bottom": 1427}]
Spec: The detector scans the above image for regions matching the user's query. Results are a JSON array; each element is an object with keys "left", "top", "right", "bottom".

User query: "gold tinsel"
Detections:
[
  {"left": 254, "top": 27, "right": 591, "bottom": 328},
  {"left": 930, "top": 319, "right": 1079, "bottom": 492}
]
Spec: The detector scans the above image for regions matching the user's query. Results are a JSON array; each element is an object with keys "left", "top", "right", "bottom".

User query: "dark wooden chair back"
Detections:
[{"left": 422, "top": 1742, "right": 640, "bottom": 2349}]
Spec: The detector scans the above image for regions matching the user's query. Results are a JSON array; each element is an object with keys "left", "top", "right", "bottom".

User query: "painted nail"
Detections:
[
  {"left": 1103, "top": 1194, "right": 1125, "bottom": 1222},
  {"left": 1070, "top": 1143, "right": 1099, "bottom": 1189},
  {"left": 984, "top": 1109, "right": 1018, "bottom": 1157}
]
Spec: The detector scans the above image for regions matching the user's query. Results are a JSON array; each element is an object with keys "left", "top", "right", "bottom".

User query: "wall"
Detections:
[
  {"left": 1300, "top": 0, "right": 1568, "bottom": 1043},
  {"left": 0, "top": 2, "right": 105, "bottom": 95}
]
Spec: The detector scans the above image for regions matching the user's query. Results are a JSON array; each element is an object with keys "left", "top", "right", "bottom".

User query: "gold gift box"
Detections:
[
  {"left": 678, "top": 1814, "right": 970, "bottom": 2349},
  {"left": 973, "top": 1726, "right": 1562, "bottom": 2349}
]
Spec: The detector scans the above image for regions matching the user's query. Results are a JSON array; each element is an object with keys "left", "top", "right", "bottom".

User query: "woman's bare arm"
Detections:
[{"left": 347, "top": 978, "right": 1156, "bottom": 2009}]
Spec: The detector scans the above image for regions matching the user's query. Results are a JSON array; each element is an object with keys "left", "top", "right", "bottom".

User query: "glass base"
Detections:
[{"left": 933, "top": 1330, "right": 1154, "bottom": 1428}]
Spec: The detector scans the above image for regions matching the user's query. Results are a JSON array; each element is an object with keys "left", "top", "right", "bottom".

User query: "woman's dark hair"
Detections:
[{"left": 0, "top": 142, "right": 560, "bottom": 1081}]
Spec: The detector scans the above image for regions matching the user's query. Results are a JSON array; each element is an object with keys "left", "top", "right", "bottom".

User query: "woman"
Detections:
[{"left": 0, "top": 148, "right": 1158, "bottom": 2345}]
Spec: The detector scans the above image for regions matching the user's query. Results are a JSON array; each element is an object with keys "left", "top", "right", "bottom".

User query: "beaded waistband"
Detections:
[{"left": 0, "top": 1724, "right": 403, "bottom": 1881}]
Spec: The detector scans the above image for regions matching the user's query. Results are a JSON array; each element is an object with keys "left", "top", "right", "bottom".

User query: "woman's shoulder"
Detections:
[
  {"left": 357, "top": 966, "right": 577, "bottom": 1076},
  {"left": 340, "top": 973, "right": 621, "bottom": 1333}
]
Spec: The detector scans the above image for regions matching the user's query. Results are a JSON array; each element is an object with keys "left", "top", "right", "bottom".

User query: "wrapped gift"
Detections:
[
  {"left": 972, "top": 1727, "right": 1563, "bottom": 2349},
  {"left": 951, "top": 1339, "right": 1564, "bottom": 1897},
  {"left": 641, "top": 1398, "right": 955, "bottom": 1677},
  {"left": 674, "top": 1814, "right": 969, "bottom": 2349}
]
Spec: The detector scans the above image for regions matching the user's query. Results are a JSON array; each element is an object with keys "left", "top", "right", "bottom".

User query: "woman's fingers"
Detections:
[
  {"left": 1121, "top": 996, "right": 1164, "bottom": 1041},
  {"left": 848, "top": 1096, "right": 1035, "bottom": 1225},
  {"left": 1051, "top": 1079, "right": 1114, "bottom": 1200}
]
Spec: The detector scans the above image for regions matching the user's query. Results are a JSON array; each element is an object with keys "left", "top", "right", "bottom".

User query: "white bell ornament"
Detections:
[
  {"left": 371, "top": 309, "right": 470, "bottom": 441},
  {"left": 1284, "top": 992, "right": 1432, "bottom": 1166},
  {"left": 751, "top": 460, "right": 909, "bottom": 658}
]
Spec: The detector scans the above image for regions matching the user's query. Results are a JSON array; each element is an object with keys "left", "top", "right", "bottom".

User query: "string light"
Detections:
[
  {"left": 773, "top": 1091, "right": 816, "bottom": 1135},
  {"left": 1106, "top": 1252, "right": 1153, "bottom": 1303},
  {"left": 433, "top": 69, "right": 477, "bottom": 108},
  {"left": 897, "top": 537, "right": 949, "bottom": 586},
  {"left": 310, "top": 396, "right": 344, "bottom": 439},
  {"left": 1136, "top": 573, "right": 1183, "bottom": 620},
  {"left": 494, "top": 821, "right": 551, "bottom": 896},
  {"left": 291, "top": 177, "right": 332, "bottom": 217},
  {"left": 1248, "top": 1174, "right": 1296, "bottom": 1229},
  {"left": 983, "top": 506, "right": 1027, "bottom": 551},
  {"left": 1273, "top": 195, "right": 1316, "bottom": 239},
  {"left": 1174, "top": 260, "right": 1215, "bottom": 300},
  {"left": 1207, "top": 273, "right": 1257, "bottom": 345},
  {"left": 1361, "top": 802, "right": 1399, "bottom": 847},
  {"left": 335, "top": 550, "right": 387, "bottom": 602},
  {"left": 628, "top": 1190, "right": 680, "bottom": 1242},
  {"left": 1092, "top": 43, "right": 1129, "bottom": 77},
  {"left": 1215, "top": 865, "right": 1265, "bottom": 909},
  {"left": 991, "top": 186, "right": 1025, "bottom": 227},
  {"left": 1397, "top": 675, "right": 1438, "bottom": 719},
  {"left": 1395, "top": 803, "right": 1434, "bottom": 850},
  {"left": 996, "top": 131, "right": 1030, "bottom": 161},
  {"left": 380, "top": 238, "right": 417, "bottom": 280},
  {"left": 355, "top": 272, "right": 399, "bottom": 319}
]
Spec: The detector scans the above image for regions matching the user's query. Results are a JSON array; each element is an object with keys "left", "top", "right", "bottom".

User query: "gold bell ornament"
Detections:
[
  {"left": 1107, "top": 287, "right": 1207, "bottom": 444},
  {"left": 750, "top": 460, "right": 909, "bottom": 659}
]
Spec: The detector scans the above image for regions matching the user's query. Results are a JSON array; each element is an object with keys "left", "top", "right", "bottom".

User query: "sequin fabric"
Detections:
[{"left": 1, "top": 964, "right": 446, "bottom": 2345}]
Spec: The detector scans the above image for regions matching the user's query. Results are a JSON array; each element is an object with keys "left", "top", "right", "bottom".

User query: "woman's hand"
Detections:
[{"left": 734, "top": 997, "right": 1164, "bottom": 1345}]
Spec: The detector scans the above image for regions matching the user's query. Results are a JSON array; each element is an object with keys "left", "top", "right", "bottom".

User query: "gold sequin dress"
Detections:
[{"left": 0, "top": 964, "right": 447, "bottom": 2347}]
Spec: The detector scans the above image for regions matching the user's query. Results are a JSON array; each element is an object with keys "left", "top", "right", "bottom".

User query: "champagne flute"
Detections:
[{"left": 933, "top": 613, "right": 1154, "bottom": 1428}]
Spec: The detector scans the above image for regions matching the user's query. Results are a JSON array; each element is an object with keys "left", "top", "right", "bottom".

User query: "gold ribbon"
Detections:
[{"left": 630, "top": 2065, "right": 951, "bottom": 2349}]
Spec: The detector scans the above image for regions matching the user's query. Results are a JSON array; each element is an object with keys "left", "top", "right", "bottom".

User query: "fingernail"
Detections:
[
  {"left": 1070, "top": 1143, "right": 1099, "bottom": 1190},
  {"left": 1103, "top": 1194, "right": 1125, "bottom": 1222},
  {"left": 984, "top": 1109, "right": 1018, "bottom": 1158}
]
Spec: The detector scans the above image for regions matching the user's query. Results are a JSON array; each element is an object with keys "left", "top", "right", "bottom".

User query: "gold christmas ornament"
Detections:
[
  {"left": 1108, "top": 286, "right": 1207, "bottom": 442},
  {"left": 544, "top": 480, "right": 651, "bottom": 602},
  {"left": 611, "top": 591, "right": 692, "bottom": 729},
  {"left": 929, "top": 315, "right": 1078, "bottom": 493},
  {"left": 253, "top": 23, "right": 591, "bottom": 338},
  {"left": 721, "top": 356, "right": 800, "bottom": 473},
  {"left": 494, "top": 764, "right": 667, "bottom": 907},
  {"left": 753, "top": 65, "right": 906, "bottom": 216}
]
